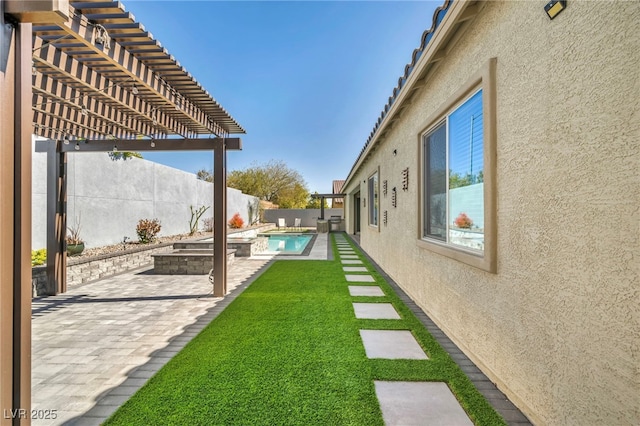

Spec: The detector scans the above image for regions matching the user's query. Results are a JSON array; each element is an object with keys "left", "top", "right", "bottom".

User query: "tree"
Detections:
[
  {"left": 227, "top": 160, "right": 309, "bottom": 208},
  {"left": 196, "top": 168, "right": 213, "bottom": 182}
]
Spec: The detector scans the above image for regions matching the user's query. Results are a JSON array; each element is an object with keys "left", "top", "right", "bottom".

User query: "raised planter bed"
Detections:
[
  {"left": 32, "top": 224, "right": 278, "bottom": 297},
  {"left": 152, "top": 249, "right": 236, "bottom": 275}
]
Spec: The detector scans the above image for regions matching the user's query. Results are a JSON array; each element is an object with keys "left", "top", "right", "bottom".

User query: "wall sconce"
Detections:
[
  {"left": 544, "top": 0, "right": 566, "bottom": 19},
  {"left": 402, "top": 168, "right": 409, "bottom": 191},
  {"left": 93, "top": 23, "right": 111, "bottom": 50},
  {"left": 393, "top": 149, "right": 397, "bottom": 156}
]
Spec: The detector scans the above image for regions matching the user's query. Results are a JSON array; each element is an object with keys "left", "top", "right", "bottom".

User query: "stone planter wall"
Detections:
[
  {"left": 32, "top": 243, "right": 175, "bottom": 297},
  {"left": 227, "top": 236, "right": 269, "bottom": 257}
]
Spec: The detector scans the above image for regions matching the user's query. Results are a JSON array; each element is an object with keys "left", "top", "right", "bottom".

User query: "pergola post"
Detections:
[
  {"left": 0, "top": 10, "right": 34, "bottom": 423},
  {"left": 213, "top": 138, "right": 228, "bottom": 296},
  {"left": 45, "top": 141, "right": 67, "bottom": 295}
]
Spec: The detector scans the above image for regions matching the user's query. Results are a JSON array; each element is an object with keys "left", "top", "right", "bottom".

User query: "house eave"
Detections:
[{"left": 343, "top": 0, "right": 480, "bottom": 189}]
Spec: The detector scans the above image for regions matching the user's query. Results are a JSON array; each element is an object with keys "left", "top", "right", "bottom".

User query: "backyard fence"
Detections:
[{"left": 32, "top": 144, "right": 259, "bottom": 249}]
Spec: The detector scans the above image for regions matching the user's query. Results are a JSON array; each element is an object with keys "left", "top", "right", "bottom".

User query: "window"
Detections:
[
  {"left": 368, "top": 172, "right": 379, "bottom": 226},
  {"left": 418, "top": 58, "right": 496, "bottom": 272},
  {"left": 424, "top": 90, "right": 484, "bottom": 250}
]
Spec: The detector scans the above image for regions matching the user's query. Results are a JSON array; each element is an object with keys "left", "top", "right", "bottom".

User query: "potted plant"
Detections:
[{"left": 66, "top": 217, "right": 85, "bottom": 256}]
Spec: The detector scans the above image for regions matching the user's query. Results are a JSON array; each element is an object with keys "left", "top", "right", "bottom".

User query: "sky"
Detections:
[{"left": 124, "top": 0, "right": 442, "bottom": 194}]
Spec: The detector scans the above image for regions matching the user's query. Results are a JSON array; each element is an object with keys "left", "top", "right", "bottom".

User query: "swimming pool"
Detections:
[{"left": 264, "top": 234, "right": 314, "bottom": 255}]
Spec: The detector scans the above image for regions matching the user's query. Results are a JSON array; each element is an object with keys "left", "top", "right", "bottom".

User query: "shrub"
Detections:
[
  {"left": 202, "top": 217, "right": 214, "bottom": 232},
  {"left": 136, "top": 218, "right": 161, "bottom": 243},
  {"left": 66, "top": 216, "right": 83, "bottom": 245},
  {"left": 228, "top": 212, "right": 244, "bottom": 229},
  {"left": 189, "top": 205, "right": 210, "bottom": 235},
  {"left": 32, "top": 248, "right": 47, "bottom": 266},
  {"left": 453, "top": 212, "right": 473, "bottom": 229}
]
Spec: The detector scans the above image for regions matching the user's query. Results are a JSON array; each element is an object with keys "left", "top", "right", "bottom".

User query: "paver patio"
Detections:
[{"left": 31, "top": 258, "right": 271, "bottom": 425}]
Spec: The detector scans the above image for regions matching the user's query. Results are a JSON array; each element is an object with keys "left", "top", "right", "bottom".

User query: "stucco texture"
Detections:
[{"left": 344, "top": 2, "right": 639, "bottom": 425}]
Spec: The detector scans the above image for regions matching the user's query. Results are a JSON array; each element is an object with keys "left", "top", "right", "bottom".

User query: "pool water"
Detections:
[{"left": 266, "top": 234, "right": 313, "bottom": 254}]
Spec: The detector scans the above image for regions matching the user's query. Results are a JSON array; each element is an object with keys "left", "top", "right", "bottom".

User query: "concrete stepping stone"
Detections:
[
  {"left": 348, "top": 286, "right": 384, "bottom": 297},
  {"left": 340, "top": 255, "right": 359, "bottom": 259},
  {"left": 343, "top": 267, "right": 367, "bottom": 272},
  {"left": 353, "top": 303, "right": 399, "bottom": 318},
  {"left": 359, "top": 330, "right": 427, "bottom": 359},
  {"left": 374, "top": 381, "right": 473, "bottom": 426},
  {"left": 346, "top": 274, "right": 375, "bottom": 282},
  {"left": 341, "top": 259, "right": 363, "bottom": 264}
]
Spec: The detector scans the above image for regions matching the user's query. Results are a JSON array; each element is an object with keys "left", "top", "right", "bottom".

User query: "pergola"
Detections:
[
  {"left": 29, "top": 0, "right": 246, "bottom": 297},
  {"left": 310, "top": 193, "right": 346, "bottom": 219},
  {"left": 1, "top": 0, "right": 245, "bottom": 417}
]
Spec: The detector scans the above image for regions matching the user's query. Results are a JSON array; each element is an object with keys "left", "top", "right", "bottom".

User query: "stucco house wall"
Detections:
[{"left": 343, "top": 1, "right": 638, "bottom": 425}]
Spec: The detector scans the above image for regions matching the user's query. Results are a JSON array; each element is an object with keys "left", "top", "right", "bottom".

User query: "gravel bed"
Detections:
[{"left": 77, "top": 231, "right": 213, "bottom": 258}]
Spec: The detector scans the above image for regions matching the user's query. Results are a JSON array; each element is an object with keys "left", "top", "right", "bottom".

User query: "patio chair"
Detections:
[
  {"left": 294, "top": 218, "right": 302, "bottom": 230},
  {"left": 277, "top": 218, "right": 286, "bottom": 230}
]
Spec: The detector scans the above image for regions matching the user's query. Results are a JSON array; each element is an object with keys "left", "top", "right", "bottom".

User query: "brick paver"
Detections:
[{"left": 31, "top": 258, "right": 271, "bottom": 425}]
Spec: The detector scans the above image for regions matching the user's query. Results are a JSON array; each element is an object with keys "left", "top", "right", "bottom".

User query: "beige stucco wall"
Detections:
[{"left": 344, "top": 1, "right": 639, "bottom": 425}]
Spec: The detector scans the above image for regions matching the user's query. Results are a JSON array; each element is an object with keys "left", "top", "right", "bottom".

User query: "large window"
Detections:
[
  {"left": 418, "top": 58, "right": 496, "bottom": 272},
  {"left": 424, "top": 90, "right": 484, "bottom": 251},
  {"left": 368, "top": 172, "right": 379, "bottom": 227}
]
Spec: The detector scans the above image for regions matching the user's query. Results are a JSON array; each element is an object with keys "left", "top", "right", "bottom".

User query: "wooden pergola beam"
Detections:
[{"left": 35, "top": 137, "right": 242, "bottom": 153}]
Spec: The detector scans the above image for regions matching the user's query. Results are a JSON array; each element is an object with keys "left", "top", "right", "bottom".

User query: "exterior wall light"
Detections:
[
  {"left": 93, "top": 23, "right": 111, "bottom": 49},
  {"left": 545, "top": 0, "right": 566, "bottom": 19}
]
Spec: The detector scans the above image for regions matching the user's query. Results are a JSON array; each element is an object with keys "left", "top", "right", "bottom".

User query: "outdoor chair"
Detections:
[
  {"left": 294, "top": 218, "right": 302, "bottom": 230},
  {"left": 277, "top": 218, "right": 286, "bottom": 230}
]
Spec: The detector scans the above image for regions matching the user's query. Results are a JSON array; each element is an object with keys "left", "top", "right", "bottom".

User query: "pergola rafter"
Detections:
[{"left": 31, "top": 1, "right": 244, "bottom": 141}]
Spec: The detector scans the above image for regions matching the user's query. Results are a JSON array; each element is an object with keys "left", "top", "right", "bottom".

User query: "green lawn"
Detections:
[{"left": 105, "top": 234, "right": 505, "bottom": 426}]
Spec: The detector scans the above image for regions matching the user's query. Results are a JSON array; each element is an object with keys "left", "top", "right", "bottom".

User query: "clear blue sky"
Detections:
[{"left": 126, "top": 1, "right": 441, "bottom": 194}]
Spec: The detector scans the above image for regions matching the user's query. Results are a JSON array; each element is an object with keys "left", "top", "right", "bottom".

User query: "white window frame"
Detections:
[{"left": 417, "top": 58, "right": 496, "bottom": 273}]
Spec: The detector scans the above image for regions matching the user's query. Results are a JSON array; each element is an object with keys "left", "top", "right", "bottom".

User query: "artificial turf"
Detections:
[{"left": 104, "top": 234, "right": 505, "bottom": 426}]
